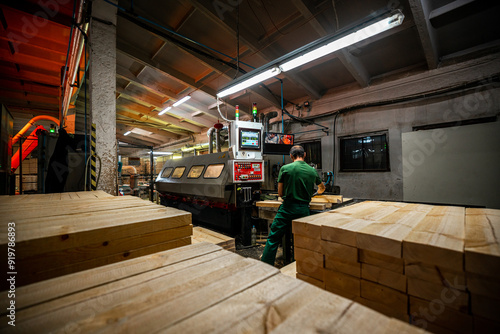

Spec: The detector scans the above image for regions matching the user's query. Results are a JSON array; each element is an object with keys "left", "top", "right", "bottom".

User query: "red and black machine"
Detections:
[{"left": 155, "top": 120, "right": 264, "bottom": 245}]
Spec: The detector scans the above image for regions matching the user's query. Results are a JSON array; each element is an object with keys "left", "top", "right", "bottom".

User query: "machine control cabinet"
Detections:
[{"left": 232, "top": 160, "right": 263, "bottom": 182}]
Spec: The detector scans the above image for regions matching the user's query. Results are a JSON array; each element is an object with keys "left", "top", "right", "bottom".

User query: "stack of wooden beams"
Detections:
[
  {"left": 192, "top": 226, "right": 235, "bottom": 252},
  {"left": 0, "top": 191, "right": 192, "bottom": 289},
  {"left": 293, "top": 201, "right": 500, "bottom": 334},
  {"left": 0, "top": 242, "right": 426, "bottom": 333},
  {"left": 464, "top": 208, "right": 500, "bottom": 333}
]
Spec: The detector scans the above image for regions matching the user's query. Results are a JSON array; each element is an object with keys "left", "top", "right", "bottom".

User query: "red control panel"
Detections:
[{"left": 233, "top": 161, "right": 263, "bottom": 182}]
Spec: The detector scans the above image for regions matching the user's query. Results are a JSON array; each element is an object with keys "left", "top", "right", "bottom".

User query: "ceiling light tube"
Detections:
[
  {"left": 158, "top": 106, "right": 171, "bottom": 115},
  {"left": 217, "top": 67, "right": 281, "bottom": 98},
  {"left": 173, "top": 95, "right": 191, "bottom": 107},
  {"left": 280, "top": 11, "right": 404, "bottom": 72},
  {"left": 124, "top": 131, "right": 132, "bottom": 136},
  {"left": 216, "top": 10, "right": 403, "bottom": 99}
]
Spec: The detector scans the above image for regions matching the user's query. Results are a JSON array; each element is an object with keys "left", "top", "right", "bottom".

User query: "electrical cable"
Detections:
[
  {"left": 233, "top": 3, "right": 240, "bottom": 79},
  {"left": 216, "top": 98, "right": 233, "bottom": 123},
  {"left": 260, "top": 0, "right": 286, "bottom": 36}
]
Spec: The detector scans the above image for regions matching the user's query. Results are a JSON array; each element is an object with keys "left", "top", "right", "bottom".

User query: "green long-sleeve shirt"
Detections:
[{"left": 278, "top": 160, "right": 322, "bottom": 204}]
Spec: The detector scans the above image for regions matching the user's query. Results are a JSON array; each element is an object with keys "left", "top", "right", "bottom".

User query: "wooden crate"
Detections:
[
  {"left": 0, "top": 191, "right": 192, "bottom": 288},
  {"left": 0, "top": 243, "right": 426, "bottom": 333},
  {"left": 292, "top": 201, "right": 500, "bottom": 334}
]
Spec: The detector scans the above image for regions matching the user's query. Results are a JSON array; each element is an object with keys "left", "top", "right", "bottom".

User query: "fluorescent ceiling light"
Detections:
[
  {"left": 173, "top": 95, "right": 191, "bottom": 107},
  {"left": 124, "top": 131, "right": 132, "bottom": 136},
  {"left": 216, "top": 10, "right": 404, "bottom": 98},
  {"left": 280, "top": 12, "right": 404, "bottom": 72},
  {"left": 217, "top": 67, "right": 281, "bottom": 98},
  {"left": 150, "top": 151, "right": 173, "bottom": 155},
  {"left": 158, "top": 106, "right": 171, "bottom": 116},
  {"left": 131, "top": 127, "right": 153, "bottom": 136}
]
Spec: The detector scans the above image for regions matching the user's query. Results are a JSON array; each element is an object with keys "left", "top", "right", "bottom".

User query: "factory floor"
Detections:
[{"left": 235, "top": 240, "right": 286, "bottom": 269}]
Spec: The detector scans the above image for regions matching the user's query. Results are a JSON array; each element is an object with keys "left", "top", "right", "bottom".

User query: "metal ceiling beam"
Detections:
[
  {"left": 337, "top": 49, "right": 370, "bottom": 88},
  {"left": 409, "top": 0, "right": 440, "bottom": 69},
  {"left": 116, "top": 124, "right": 165, "bottom": 145},
  {"left": 116, "top": 87, "right": 214, "bottom": 129},
  {"left": 117, "top": 88, "right": 213, "bottom": 128},
  {"left": 116, "top": 64, "right": 178, "bottom": 100},
  {"left": 116, "top": 133, "right": 157, "bottom": 147},
  {"left": 116, "top": 102, "right": 203, "bottom": 133},
  {"left": 188, "top": 0, "right": 322, "bottom": 101},
  {"left": 1, "top": 0, "right": 74, "bottom": 27},
  {"left": 292, "top": 0, "right": 371, "bottom": 89},
  {"left": 117, "top": 39, "right": 219, "bottom": 99},
  {"left": 116, "top": 12, "right": 262, "bottom": 112},
  {"left": 429, "top": 0, "right": 498, "bottom": 29},
  {"left": 116, "top": 118, "right": 181, "bottom": 140}
]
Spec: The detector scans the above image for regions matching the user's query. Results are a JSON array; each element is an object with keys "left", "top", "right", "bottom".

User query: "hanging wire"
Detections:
[
  {"left": 260, "top": 0, "right": 286, "bottom": 36},
  {"left": 233, "top": 3, "right": 240, "bottom": 79}
]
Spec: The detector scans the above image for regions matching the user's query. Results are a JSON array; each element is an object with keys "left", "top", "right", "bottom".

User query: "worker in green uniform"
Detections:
[{"left": 261, "top": 145, "right": 325, "bottom": 266}]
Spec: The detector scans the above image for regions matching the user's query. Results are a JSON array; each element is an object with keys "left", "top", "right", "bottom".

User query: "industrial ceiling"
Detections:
[{"left": 1, "top": 0, "right": 500, "bottom": 149}]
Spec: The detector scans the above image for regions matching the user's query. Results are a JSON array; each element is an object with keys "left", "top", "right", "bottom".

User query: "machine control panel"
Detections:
[{"left": 233, "top": 161, "right": 263, "bottom": 182}]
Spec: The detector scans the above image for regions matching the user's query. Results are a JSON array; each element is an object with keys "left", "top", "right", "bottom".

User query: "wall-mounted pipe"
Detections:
[
  {"left": 12, "top": 115, "right": 60, "bottom": 146},
  {"left": 261, "top": 111, "right": 278, "bottom": 133}
]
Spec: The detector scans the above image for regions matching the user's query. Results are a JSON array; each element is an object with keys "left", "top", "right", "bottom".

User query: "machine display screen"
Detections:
[
  {"left": 263, "top": 132, "right": 295, "bottom": 155},
  {"left": 239, "top": 128, "right": 261, "bottom": 150}
]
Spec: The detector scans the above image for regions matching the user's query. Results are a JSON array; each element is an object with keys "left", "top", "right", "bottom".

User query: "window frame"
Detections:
[
  {"left": 187, "top": 165, "right": 205, "bottom": 179},
  {"left": 339, "top": 132, "right": 390, "bottom": 172},
  {"left": 171, "top": 166, "right": 186, "bottom": 179},
  {"left": 160, "top": 167, "right": 174, "bottom": 178},
  {"left": 203, "top": 163, "right": 225, "bottom": 179}
]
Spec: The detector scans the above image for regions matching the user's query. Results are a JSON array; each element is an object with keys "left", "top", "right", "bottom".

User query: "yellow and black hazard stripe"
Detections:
[{"left": 90, "top": 123, "right": 97, "bottom": 191}]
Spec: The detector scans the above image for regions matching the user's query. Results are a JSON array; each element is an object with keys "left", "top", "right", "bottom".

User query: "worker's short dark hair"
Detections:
[{"left": 290, "top": 145, "right": 305, "bottom": 159}]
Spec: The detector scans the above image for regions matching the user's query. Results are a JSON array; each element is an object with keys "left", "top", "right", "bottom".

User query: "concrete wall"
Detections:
[{"left": 283, "top": 84, "right": 500, "bottom": 202}]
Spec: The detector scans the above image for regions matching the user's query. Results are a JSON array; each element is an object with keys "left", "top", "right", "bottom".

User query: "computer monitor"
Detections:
[
  {"left": 239, "top": 128, "right": 261, "bottom": 150},
  {"left": 263, "top": 132, "right": 294, "bottom": 155}
]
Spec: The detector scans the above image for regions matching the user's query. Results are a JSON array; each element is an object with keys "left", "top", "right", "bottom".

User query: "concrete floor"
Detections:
[{"left": 235, "top": 242, "right": 285, "bottom": 269}]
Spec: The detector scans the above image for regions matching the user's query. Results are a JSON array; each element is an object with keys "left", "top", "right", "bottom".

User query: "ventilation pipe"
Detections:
[
  {"left": 260, "top": 111, "right": 278, "bottom": 133},
  {"left": 12, "top": 115, "right": 60, "bottom": 146},
  {"left": 207, "top": 127, "right": 216, "bottom": 154},
  {"left": 214, "top": 122, "right": 224, "bottom": 153}
]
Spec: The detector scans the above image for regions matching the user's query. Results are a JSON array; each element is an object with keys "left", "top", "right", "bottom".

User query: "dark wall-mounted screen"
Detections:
[
  {"left": 239, "top": 128, "right": 261, "bottom": 150},
  {"left": 263, "top": 132, "right": 294, "bottom": 155}
]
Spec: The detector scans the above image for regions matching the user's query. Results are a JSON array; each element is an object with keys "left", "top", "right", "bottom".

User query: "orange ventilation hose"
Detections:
[{"left": 12, "top": 115, "right": 60, "bottom": 146}]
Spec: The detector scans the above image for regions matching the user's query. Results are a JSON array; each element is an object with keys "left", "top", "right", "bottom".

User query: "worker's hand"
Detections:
[{"left": 317, "top": 182, "right": 326, "bottom": 195}]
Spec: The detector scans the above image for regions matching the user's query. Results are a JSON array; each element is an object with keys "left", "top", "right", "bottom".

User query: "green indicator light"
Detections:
[{"left": 49, "top": 128, "right": 55, "bottom": 133}]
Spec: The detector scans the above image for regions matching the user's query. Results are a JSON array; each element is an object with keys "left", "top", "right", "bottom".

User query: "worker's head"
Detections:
[{"left": 290, "top": 145, "right": 306, "bottom": 161}]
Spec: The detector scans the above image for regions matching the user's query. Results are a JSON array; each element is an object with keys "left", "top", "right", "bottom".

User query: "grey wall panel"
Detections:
[{"left": 403, "top": 122, "right": 500, "bottom": 209}]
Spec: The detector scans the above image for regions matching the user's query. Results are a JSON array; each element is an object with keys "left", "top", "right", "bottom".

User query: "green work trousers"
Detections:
[{"left": 261, "top": 201, "right": 310, "bottom": 266}]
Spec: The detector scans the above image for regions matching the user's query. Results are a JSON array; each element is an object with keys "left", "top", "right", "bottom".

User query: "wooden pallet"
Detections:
[
  {"left": 293, "top": 201, "right": 500, "bottom": 334},
  {"left": 0, "top": 191, "right": 192, "bottom": 288},
  {"left": 0, "top": 242, "right": 426, "bottom": 333},
  {"left": 192, "top": 226, "right": 235, "bottom": 252}
]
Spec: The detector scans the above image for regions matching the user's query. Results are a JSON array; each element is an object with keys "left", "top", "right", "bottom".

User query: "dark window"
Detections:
[
  {"left": 340, "top": 134, "right": 389, "bottom": 172},
  {"left": 302, "top": 141, "right": 322, "bottom": 170}
]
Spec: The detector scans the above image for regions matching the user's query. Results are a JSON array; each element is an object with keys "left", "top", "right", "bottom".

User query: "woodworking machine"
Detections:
[{"left": 156, "top": 120, "right": 264, "bottom": 246}]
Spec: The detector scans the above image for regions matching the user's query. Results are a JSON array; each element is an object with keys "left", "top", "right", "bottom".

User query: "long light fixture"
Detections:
[
  {"left": 158, "top": 106, "right": 171, "bottom": 116},
  {"left": 216, "top": 10, "right": 404, "bottom": 99},
  {"left": 217, "top": 67, "right": 281, "bottom": 98},
  {"left": 124, "top": 131, "right": 132, "bottom": 136},
  {"left": 173, "top": 95, "right": 191, "bottom": 107},
  {"left": 159, "top": 95, "right": 191, "bottom": 115}
]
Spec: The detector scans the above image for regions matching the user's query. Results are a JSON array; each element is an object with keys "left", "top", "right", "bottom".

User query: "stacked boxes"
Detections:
[{"left": 293, "top": 201, "right": 500, "bottom": 333}]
